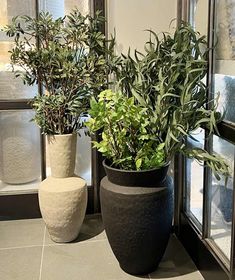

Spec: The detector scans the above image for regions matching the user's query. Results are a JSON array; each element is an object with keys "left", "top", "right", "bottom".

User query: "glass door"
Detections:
[{"left": 177, "top": 1, "right": 235, "bottom": 279}]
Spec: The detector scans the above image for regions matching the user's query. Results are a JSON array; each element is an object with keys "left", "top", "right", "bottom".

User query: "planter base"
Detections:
[
  {"left": 39, "top": 176, "right": 87, "bottom": 243},
  {"left": 100, "top": 175, "right": 173, "bottom": 275}
]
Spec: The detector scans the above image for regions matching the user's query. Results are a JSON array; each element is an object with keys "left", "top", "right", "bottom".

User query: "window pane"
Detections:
[
  {"left": 0, "top": 0, "right": 37, "bottom": 100},
  {"left": 214, "top": 74, "right": 235, "bottom": 123},
  {"left": 214, "top": 1, "right": 235, "bottom": 123},
  {"left": 215, "top": 0, "right": 235, "bottom": 61},
  {"left": 209, "top": 135, "right": 234, "bottom": 260},
  {"left": 39, "top": 0, "right": 90, "bottom": 17},
  {"left": 191, "top": 0, "right": 208, "bottom": 37},
  {"left": 185, "top": 129, "right": 205, "bottom": 225},
  {"left": 0, "top": 110, "right": 41, "bottom": 193},
  {"left": 75, "top": 131, "right": 92, "bottom": 185}
]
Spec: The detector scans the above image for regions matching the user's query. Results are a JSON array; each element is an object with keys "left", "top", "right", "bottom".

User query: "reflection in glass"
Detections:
[
  {"left": 0, "top": 110, "right": 41, "bottom": 192},
  {"left": 210, "top": 135, "right": 234, "bottom": 260},
  {"left": 185, "top": 129, "right": 205, "bottom": 224}
]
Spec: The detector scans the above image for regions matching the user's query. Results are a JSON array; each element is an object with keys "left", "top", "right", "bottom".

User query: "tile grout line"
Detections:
[
  {"left": 0, "top": 244, "right": 43, "bottom": 251},
  {"left": 44, "top": 237, "right": 107, "bottom": 247},
  {"left": 0, "top": 236, "right": 107, "bottom": 251},
  {"left": 39, "top": 226, "right": 46, "bottom": 280}
]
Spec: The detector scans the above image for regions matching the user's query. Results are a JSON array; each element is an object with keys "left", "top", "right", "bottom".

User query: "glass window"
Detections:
[
  {"left": 214, "top": 74, "right": 235, "bottom": 123},
  {"left": 215, "top": 0, "right": 235, "bottom": 61},
  {"left": 214, "top": 0, "right": 235, "bottom": 123},
  {"left": 209, "top": 135, "right": 234, "bottom": 260},
  {"left": 75, "top": 130, "right": 92, "bottom": 185},
  {"left": 39, "top": 0, "right": 90, "bottom": 17},
  {"left": 0, "top": 72, "right": 37, "bottom": 100},
  {"left": 185, "top": 128, "right": 205, "bottom": 225},
  {"left": 191, "top": 0, "right": 208, "bottom": 36},
  {"left": 180, "top": 0, "right": 235, "bottom": 269},
  {"left": 0, "top": 0, "right": 37, "bottom": 100},
  {"left": 0, "top": 110, "right": 41, "bottom": 193},
  {"left": 185, "top": 1, "right": 208, "bottom": 225}
]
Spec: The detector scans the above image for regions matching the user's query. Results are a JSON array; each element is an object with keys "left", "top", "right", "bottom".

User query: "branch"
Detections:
[{"left": 182, "top": 147, "right": 231, "bottom": 181}]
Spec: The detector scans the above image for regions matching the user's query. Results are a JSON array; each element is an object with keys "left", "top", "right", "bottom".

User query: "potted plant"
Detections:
[
  {"left": 3, "top": 10, "right": 114, "bottom": 242},
  {"left": 86, "top": 23, "right": 230, "bottom": 274}
]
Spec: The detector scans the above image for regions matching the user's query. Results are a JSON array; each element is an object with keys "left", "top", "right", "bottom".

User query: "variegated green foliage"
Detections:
[
  {"left": 3, "top": 10, "right": 114, "bottom": 134},
  {"left": 86, "top": 90, "right": 165, "bottom": 170},
  {"left": 89, "top": 23, "right": 230, "bottom": 178}
]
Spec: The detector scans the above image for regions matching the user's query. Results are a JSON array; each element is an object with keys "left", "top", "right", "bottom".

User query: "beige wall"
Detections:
[{"left": 107, "top": 0, "right": 177, "bottom": 54}]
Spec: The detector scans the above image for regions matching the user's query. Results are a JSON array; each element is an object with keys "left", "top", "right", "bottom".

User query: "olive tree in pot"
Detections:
[
  {"left": 86, "top": 23, "right": 230, "bottom": 275},
  {"left": 4, "top": 10, "right": 114, "bottom": 242}
]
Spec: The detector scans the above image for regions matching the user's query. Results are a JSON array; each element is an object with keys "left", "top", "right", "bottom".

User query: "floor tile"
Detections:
[
  {"left": 44, "top": 213, "right": 105, "bottom": 245},
  {"left": 149, "top": 235, "right": 204, "bottom": 280},
  {"left": 0, "top": 215, "right": 204, "bottom": 280},
  {"left": 0, "top": 246, "right": 42, "bottom": 280},
  {"left": 0, "top": 218, "right": 45, "bottom": 248},
  {"left": 81, "top": 214, "right": 107, "bottom": 241},
  {"left": 41, "top": 239, "right": 149, "bottom": 280}
]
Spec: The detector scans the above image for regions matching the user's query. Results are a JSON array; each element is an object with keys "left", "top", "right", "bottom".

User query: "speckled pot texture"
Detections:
[
  {"left": 100, "top": 160, "right": 173, "bottom": 275},
  {"left": 39, "top": 133, "right": 87, "bottom": 243},
  {"left": 47, "top": 134, "right": 77, "bottom": 178},
  {"left": 39, "top": 176, "right": 87, "bottom": 243}
]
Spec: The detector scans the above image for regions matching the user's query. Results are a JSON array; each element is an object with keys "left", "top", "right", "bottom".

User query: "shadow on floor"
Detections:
[
  {"left": 67, "top": 214, "right": 201, "bottom": 279},
  {"left": 70, "top": 213, "right": 105, "bottom": 243},
  {"left": 149, "top": 234, "right": 201, "bottom": 279}
]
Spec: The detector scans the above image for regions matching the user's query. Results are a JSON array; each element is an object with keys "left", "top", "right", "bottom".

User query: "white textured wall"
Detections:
[{"left": 107, "top": 0, "right": 177, "bottom": 54}]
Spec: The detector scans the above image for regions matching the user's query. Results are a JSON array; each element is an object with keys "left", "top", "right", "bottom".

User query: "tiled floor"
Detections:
[{"left": 0, "top": 214, "right": 204, "bottom": 280}]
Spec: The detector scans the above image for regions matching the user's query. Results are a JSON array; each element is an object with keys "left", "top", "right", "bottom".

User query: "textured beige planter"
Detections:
[
  {"left": 47, "top": 134, "right": 77, "bottom": 178},
  {"left": 39, "top": 176, "right": 87, "bottom": 243}
]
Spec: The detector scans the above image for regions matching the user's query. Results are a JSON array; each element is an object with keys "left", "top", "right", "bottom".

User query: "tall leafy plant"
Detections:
[
  {"left": 88, "top": 23, "right": 230, "bottom": 179},
  {"left": 3, "top": 10, "right": 114, "bottom": 134}
]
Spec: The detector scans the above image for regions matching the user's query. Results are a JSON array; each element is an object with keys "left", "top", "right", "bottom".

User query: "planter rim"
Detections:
[
  {"left": 47, "top": 133, "right": 77, "bottom": 137},
  {"left": 103, "top": 159, "right": 170, "bottom": 173}
]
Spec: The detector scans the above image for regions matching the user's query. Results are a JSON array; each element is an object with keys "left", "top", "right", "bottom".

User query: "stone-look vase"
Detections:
[
  {"left": 39, "top": 133, "right": 87, "bottom": 243},
  {"left": 47, "top": 134, "right": 77, "bottom": 178},
  {"left": 100, "top": 159, "right": 173, "bottom": 275},
  {"left": 39, "top": 176, "right": 87, "bottom": 242}
]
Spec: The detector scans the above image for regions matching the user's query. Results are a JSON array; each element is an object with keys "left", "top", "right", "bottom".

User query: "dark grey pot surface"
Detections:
[
  {"left": 103, "top": 159, "right": 169, "bottom": 187},
  {"left": 100, "top": 161, "right": 173, "bottom": 275}
]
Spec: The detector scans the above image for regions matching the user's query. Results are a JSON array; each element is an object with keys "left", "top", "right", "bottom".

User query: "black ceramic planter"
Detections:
[{"left": 100, "top": 160, "right": 173, "bottom": 275}]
